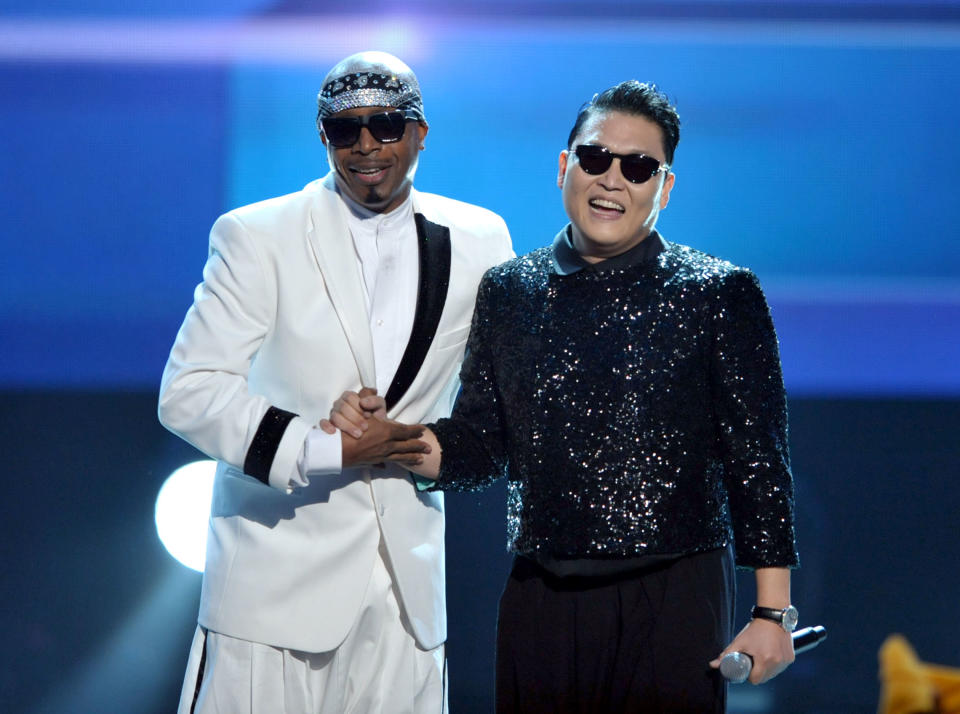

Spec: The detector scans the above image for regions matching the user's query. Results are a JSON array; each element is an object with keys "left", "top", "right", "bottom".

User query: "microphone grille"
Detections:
[{"left": 719, "top": 652, "right": 752, "bottom": 683}]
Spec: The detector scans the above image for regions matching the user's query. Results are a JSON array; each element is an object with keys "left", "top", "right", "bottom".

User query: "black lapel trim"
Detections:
[
  {"left": 384, "top": 213, "right": 451, "bottom": 410},
  {"left": 243, "top": 406, "right": 298, "bottom": 485}
]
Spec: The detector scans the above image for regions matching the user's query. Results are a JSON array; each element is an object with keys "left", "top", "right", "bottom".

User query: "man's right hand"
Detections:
[{"left": 340, "top": 415, "right": 431, "bottom": 468}]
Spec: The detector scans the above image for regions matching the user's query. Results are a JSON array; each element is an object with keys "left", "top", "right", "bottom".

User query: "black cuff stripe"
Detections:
[{"left": 243, "top": 406, "right": 297, "bottom": 484}]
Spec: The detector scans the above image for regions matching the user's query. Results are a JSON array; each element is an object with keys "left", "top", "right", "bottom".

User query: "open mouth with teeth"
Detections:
[
  {"left": 589, "top": 197, "right": 625, "bottom": 215},
  {"left": 350, "top": 166, "right": 389, "bottom": 184}
]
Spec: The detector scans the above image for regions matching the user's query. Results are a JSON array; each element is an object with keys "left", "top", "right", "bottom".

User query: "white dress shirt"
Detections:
[{"left": 292, "top": 189, "right": 420, "bottom": 486}]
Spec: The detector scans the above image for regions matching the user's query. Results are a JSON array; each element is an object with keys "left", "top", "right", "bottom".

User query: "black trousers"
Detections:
[{"left": 495, "top": 547, "right": 735, "bottom": 714}]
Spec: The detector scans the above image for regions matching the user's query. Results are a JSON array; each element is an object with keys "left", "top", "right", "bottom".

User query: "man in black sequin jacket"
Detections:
[{"left": 329, "top": 81, "right": 800, "bottom": 713}]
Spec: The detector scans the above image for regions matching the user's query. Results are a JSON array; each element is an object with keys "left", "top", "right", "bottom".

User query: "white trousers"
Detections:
[{"left": 177, "top": 544, "right": 447, "bottom": 714}]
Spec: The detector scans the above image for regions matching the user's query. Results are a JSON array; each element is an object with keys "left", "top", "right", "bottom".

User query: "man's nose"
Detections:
[
  {"left": 355, "top": 126, "right": 380, "bottom": 153},
  {"left": 598, "top": 158, "right": 626, "bottom": 188}
]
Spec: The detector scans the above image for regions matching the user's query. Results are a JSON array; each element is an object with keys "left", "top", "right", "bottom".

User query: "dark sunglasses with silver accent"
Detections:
[
  {"left": 321, "top": 111, "right": 409, "bottom": 148},
  {"left": 573, "top": 144, "right": 669, "bottom": 184}
]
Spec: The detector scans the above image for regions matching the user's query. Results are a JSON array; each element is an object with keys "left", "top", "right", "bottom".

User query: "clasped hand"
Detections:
[
  {"left": 709, "top": 618, "right": 795, "bottom": 684},
  {"left": 320, "top": 388, "right": 430, "bottom": 468}
]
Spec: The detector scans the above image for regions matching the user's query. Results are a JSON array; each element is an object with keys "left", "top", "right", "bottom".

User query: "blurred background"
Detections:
[{"left": 2, "top": 1, "right": 959, "bottom": 712}]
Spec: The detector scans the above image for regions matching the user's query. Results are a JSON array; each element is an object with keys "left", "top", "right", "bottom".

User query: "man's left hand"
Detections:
[
  {"left": 710, "top": 618, "right": 795, "bottom": 684},
  {"left": 319, "top": 387, "right": 386, "bottom": 437}
]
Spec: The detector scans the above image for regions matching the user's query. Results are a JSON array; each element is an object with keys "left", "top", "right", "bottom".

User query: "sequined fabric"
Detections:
[{"left": 431, "top": 234, "right": 798, "bottom": 569}]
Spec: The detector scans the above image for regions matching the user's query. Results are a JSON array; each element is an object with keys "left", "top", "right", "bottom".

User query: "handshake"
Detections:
[{"left": 319, "top": 388, "right": 438, "bottom": 475}]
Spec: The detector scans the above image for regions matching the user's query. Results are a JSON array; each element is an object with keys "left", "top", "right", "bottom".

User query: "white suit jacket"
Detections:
[{"left": 158, "top": 174, "right": 512, "bottom": 652}]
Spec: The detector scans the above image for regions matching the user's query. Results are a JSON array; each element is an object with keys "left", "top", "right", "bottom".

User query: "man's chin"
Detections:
[
  {"left": 361, "top": 185, "right": 386, "bottom": 207},
  {"left": 342, "top": 181, "right": 387, "bottom": 210},
  {"left": 336, "top": 171, "right": 410, "bottom": 213}
]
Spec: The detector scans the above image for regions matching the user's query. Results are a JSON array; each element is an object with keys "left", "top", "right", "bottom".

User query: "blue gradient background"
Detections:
[
  {"left": 2, "top": 10, "right": 959, "bottom": 394},
  {"left": 2, "top": 3, "right": 959, "bottom": 713}
]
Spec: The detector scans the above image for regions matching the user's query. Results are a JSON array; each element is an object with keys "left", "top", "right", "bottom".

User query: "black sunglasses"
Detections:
[
  {"left": 573, "top": 145, "right": 667, "bottom": 184},
  {"left": 321, "top": 111, "right": 409, "bottom": 148}
]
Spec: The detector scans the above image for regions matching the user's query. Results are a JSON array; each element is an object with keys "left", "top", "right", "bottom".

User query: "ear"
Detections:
[
  {"left": 557, "top": 149, "right": 569, "bottom": 189},
  {"left": 659, "top": 171, "right": 676, "bottom": 210},
  {"left": 417, "top": 122, "right": 429, "bottom": 150},
  {"left": 320, "top": 132, "right": 328, "bottom": 147}
]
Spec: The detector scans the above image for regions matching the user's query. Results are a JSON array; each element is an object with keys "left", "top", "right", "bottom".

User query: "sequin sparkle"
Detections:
[{"left": 431, "top": 231, "right": 798, "bottom": 570}]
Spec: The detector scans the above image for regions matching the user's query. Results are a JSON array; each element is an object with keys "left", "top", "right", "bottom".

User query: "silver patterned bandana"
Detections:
[{"left": 316, "top": 52, "right": 425, "bottom": 123}]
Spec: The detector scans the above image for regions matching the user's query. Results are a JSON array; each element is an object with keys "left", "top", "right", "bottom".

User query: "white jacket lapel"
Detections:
[{"left": 307, "top": 176, "right": 376, "bottom": 388}]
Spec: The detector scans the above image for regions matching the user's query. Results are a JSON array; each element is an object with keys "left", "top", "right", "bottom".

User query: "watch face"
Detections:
[{"left": 782, "top": 606, "right": 799, "bottom": 632}]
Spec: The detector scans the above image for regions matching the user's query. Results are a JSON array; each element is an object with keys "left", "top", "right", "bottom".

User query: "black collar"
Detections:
[{"left": 551, "top": 225, "right": 664, "bottom": 275}]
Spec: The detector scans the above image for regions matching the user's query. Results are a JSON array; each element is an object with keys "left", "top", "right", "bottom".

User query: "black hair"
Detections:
[{"left": 566, "top": 81, "right": 680, "bottom": 166}]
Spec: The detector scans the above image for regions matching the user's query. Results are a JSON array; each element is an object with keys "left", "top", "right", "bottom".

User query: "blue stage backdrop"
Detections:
[
  {"left": 1, "top": 7, "right": 959, "bottom": 395},
  {"left": 2, "top": 4, "right": 960, "bottom": 714}
]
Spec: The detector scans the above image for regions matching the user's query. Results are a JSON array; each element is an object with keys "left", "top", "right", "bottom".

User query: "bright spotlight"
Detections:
[{"left": 155, "top": 460, "right": 216, "bottom": 572}]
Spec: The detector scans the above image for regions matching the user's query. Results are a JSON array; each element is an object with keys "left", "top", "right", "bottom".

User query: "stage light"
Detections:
[{"left": 155, "top": 460, "right": 216, "bottom": 572}]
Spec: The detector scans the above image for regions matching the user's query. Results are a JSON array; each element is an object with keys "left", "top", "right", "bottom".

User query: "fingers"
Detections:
[
  {"left": 360, "top": 395, "right": 387, "bottom": 419},
  {"left": 379, "top": 443, "right": 430, "bottom": 466},
  {"left": 364, "top": 422, "right": 429, "bottom": 465},
  {"left": 330, "top": 391, "right": 370, "bottom": 438},
  {"left": 318, "top": 418, "right": 337, "bottom": 435},
  {"left": 743, "top": 640, "right": 793, "bottom": 684},
  {"left": 713, "top": 620, "right": 794, "bottom": 684},
  {"left": 708, "top": 641, "right": 741, "bottom": 669},
  {"left": 388, "top": 422, "right": 426, "bottom": 442},
  {"left": 708, "top": 651, "right": 727, "bottom": 669},
  {"left": 387, "top": 437, "right": 431, "bottom": 456},
  {"left": 332, "top": 391, "right": 363, "bottom": 416},
  {"left": 748, "top": 653, "right": 792, "bottom": 684},
  {"left": 381, "top": 450, "right": 427, "bottom": 466},
  {"left": 378, "top": 424, "right": 430, "bottom": 465},
  {"left": 340, "top": 416, "right": 431, "bottom": 469},
  {"left": 329, "top": 388, "right": 387, "bottom": 437},
  {"left": 359, "top": 391, "right": 388, "bottom": 417},
  {"left": 330, "top": 410, "right": 365, "bottom": 439}
]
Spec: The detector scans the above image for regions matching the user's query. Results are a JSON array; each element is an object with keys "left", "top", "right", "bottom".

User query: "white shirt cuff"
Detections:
[{"left": 292, "top": 427, "right": 344, "bottom": 487}]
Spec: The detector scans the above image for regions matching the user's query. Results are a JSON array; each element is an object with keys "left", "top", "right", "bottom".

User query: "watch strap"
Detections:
[
  {"left": 751, "top": 606, "right": 785, "bottom": 623},
  {"left": 751, "top": 605, "right": 798, "bottom": 632}
]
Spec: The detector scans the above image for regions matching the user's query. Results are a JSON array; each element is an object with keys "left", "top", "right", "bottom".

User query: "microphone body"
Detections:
[{"left": 719, "top": 625, "right": 827, "bottom": 683}]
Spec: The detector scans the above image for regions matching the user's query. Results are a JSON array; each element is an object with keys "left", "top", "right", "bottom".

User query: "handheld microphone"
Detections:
[{"left": 719, "top": 625, "right": 827, "bottom": 683}]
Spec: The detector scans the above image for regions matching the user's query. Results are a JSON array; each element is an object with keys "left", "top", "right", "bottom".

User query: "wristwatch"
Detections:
[{"left": 751, "top": 605, "right": 799, "bottom": 633}]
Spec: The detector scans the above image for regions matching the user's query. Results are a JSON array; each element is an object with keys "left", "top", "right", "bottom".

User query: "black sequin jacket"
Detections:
[{"left": 431, "top": 231, "right": 799, "bottom": 570}]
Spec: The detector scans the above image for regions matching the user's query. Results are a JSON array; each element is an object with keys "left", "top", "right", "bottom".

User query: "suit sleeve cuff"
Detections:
[{"left": 264, "top": 414, "right": 314, "bottom": 491}]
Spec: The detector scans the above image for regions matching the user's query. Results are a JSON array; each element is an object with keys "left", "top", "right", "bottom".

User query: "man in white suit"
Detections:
[{"left": 158, "top": 51, "right": 513, "bottom": 714}]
